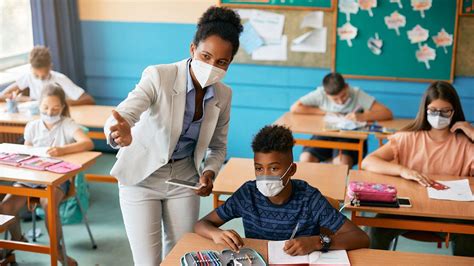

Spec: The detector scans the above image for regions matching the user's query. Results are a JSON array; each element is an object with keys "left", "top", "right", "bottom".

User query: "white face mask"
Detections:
[
  {"left": 427, "top": 113, "right": 451, "bottom": 129},
  {"left": 332, "top": 96, "right": 352, "bottom": 110},
  {"left": 41, "top": 113, "right": 61, "bottom": 124},
  {"left": 256, "top": 164, "right": 293, "bottom": 198},
  {"left": 190, "top": 59, "right": 226, "bottom": 88}
]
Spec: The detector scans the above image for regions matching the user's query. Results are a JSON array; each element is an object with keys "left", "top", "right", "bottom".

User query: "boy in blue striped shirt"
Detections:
[{"left": 194, "top": 125, "right": 369, "bottom": 256}]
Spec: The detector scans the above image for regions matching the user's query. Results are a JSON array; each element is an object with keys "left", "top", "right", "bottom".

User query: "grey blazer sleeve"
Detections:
[
  {"left": 202, "top": 90, "right": 232, "bottom": 176},
  {"left": 104, "top": 66, "right": 159, "bottom": 147}
]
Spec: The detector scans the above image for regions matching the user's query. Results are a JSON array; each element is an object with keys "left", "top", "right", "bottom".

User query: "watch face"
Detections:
[{"left": 322, "top": 235, "right": 331, "bottom": 243}]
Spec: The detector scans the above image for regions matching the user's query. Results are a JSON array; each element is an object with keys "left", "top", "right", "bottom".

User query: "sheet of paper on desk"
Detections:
[
  {"left": 324, "top": 113, "right": 366, "bottom": 130},
  {"left": 428, "top": 179, "right": 474, "bottom": 201},
  {"left": 268, "top": 240, "right": 350, "bottom": 265},
  {"left": 252, "top": 35, "right": 288, "bottom": 61},
  {"left": 250, "top": 10, "right": 284, "bottom": 44},
  {"left": 268, "top": 240, "right": 312, "bottom": 264},
  {"left": 0, "top": 143, "right": 50, "bottom": 157},
  {"left": 291, "top": 28, "right": 327, "bottom": 53}
]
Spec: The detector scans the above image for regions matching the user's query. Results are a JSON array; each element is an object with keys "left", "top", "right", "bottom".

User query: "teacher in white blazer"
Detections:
[{"left": 103, "top": 6, "right": 243, "bottom": 265}]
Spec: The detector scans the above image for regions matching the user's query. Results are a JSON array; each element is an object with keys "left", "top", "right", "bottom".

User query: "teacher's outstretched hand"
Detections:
[{"left": 110, "top": 110, "right": 132, "bottom": 147}]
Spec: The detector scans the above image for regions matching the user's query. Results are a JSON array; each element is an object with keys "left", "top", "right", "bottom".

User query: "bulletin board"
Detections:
[
  {"left": 232, "top": 9, "right": 336, "bottom": 68},
  {"left": 219, "top": 0, "right": 334, "bottom": 11},
  {"left": 461, "top": 0, "right": 474, "bottom": 15},
  {"left": 334, "top": 0, "right": 459, "bottom": 82},
  {"left": 455, "top": 16, "right": 474, "bottom": 76}
]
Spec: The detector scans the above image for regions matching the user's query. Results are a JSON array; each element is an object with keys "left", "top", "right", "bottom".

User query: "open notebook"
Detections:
[
  {"left": 0, "top": 143, "right": 49, "bottom": 157},
  {"left": 268, "top": 241, "right": 350, "bottom": 266},
  {"left": 324, "top": 113, "right": 366, "bottom": 131}
]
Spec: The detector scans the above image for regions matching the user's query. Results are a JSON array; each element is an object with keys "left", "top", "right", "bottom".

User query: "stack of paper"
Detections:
[{"left": 427, "top": 179, "right": 474, "bottom": 201}]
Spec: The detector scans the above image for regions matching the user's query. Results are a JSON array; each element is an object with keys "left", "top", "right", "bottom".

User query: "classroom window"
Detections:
[{"left": 0, "top": 0, "right": 33, "bottom": 71}]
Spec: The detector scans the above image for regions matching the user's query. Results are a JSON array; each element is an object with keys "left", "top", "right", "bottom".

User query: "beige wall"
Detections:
[{"left": 78, "top": 0, "right": 217, "bottom": 23}]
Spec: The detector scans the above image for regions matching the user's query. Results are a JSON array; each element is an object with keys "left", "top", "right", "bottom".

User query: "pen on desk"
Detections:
[{"left": 289, "top": 222, "right": 299, "bottom": 240}]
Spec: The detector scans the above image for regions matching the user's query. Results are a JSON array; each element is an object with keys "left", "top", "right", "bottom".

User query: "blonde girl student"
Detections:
[
  {"left": 0, "top": 83, "right": 94, "bottom": 265},
  {"left": 361, "top": 81, "right": 473, "bottom": 256}
]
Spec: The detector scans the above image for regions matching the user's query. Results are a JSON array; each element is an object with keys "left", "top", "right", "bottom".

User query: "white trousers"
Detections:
[{"left": 119, "top": 157, "right": 200, "bottom": 266}]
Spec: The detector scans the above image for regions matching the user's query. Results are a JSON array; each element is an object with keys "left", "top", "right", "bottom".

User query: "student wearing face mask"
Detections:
[
  {"left": 103, "top": 6, "right": 242, "bottom": 265},
  {"left": 195, "top": 125, "right": 370, "bottom": 255},
  {"left": 361, "top": 81, "right": 473, "bottom": 256},
  {"left": 0, "top": 46, "right": 95, "bottom": 106},
  {"left": 0, "top": 84, "right": 94, "bottom": 265},
  {"left": 290, "top": 73, "right": 393, "bottom": 167}
]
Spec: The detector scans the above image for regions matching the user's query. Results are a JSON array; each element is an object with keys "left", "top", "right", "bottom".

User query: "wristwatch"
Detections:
[{"left": 319, "top": 233, "right": 331, "bottom": 253}]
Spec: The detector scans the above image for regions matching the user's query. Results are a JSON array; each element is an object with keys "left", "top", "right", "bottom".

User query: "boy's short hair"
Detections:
[
  {"left": 251, "top": 125, "right": 294, "bottom": 154},
  {"left": 29, "top": 46, "right": 52, "bottom": 68},
  {"left": 322, "top": 72, "right": 346, "bottom": 95}
]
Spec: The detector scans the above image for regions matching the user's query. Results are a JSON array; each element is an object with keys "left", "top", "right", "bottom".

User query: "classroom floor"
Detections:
[{"left": 14, "top": 153, "right": 453, "bottom": 265}]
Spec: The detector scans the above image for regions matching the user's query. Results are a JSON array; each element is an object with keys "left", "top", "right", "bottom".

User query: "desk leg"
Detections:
[
  {"left": 47, "top": 186, "right": 58, "bottom": 266},
  {"left": 357, "top": 140, "right": 364, "bottom": 169},
  {"left": 213, "top": 193, "right": 220, "bottom": 209},
  {"left": 378, "top": 138, "right": 384, "bottom": 147}
]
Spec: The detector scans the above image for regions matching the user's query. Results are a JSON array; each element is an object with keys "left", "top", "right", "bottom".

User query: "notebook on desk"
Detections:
[{"left": 268, "top": 241, "right": 350, "bottom": 266}]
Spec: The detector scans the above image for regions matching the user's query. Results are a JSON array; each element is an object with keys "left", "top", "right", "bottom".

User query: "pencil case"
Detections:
[
  {"left": 0, "top": 153, "right": 35, "bottom": 166},
  {"left": 180, "top": 248, "right": 267, "bottom": 266},
  {"left": 46, "top": 161, "right": 81, "bottom": 174},
  {"left": 347, "top": 181, "right": 397, "bottom": 203},
  {"left": 20, "top": 157, "right": 63, "bottom": 171}
]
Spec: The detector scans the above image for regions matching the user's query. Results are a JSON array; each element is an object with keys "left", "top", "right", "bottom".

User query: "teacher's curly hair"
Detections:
[{"left": 193, "top": 6, "right": 243, "bottom": 57}]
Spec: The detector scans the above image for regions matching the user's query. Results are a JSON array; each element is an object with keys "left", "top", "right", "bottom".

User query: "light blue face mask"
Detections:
[
  {"left": 41, "top": 113, "right": 61, "bottom": 124},
  {"left": 256, "top": 164, "right": 293, "bottom": 197}
]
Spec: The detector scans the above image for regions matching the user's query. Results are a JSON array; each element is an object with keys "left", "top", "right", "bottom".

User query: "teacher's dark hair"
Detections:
[
  {"left": 403, "top": 81, "right": 465, "bottom": 132},
  {"left": 193, "top": 6, "right": 243, "bottom": 57}
]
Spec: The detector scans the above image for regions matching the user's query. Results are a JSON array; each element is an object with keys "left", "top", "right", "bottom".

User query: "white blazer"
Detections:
[{"left": 104, "top": 59, "right": 232, "bottom": 185}]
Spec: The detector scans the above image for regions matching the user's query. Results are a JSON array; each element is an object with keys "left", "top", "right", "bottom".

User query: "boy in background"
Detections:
[
  {"left": 1, "top": 46, "right": 95, "bottom": 106},
  {"left": 291, "top": 72, "right": 392, "bottom": 167}
]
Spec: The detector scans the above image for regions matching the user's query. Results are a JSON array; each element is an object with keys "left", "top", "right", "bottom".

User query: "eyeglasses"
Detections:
[{"left": 427, "top": 108, "right": 453, "bottom": 118}]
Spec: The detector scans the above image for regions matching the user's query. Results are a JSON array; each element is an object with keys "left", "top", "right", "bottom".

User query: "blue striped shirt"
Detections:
[{"left": 216, "top": 180, "right": 345, "bottom": 240}]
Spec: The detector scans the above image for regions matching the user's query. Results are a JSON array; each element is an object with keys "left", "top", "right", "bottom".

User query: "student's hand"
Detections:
[
  {"left": 451, "top": 121, "right": 474, "bottom": 141},
  {"left": 400, "top": 167, "right": 434, "bottom": 187},
  {"left": 109, "top": 110, "right": 132, "bottom": 147},
  {"left": 195, "top": 170, "right": 214, "bottom": 197},
  {"left": 284, "top": 236, "right": 319, "bottom": 256},
  {"left": 211, "top": 229, "right": 244, "bottom": 252},
  {"left": 47, "top": 146, "right": 66, "bottom": 157},
  {"left": 345, "top": 112, "right": 364, "bottom": 121}
]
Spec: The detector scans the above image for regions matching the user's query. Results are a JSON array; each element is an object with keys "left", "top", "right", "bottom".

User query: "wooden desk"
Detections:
[
  {"left": 345, "top": 170, "right": 474, "bottom": 235},
  {"left": 212, "top": 158, "right": 349, "bottom": 208},
  {"left": 0, "top": 151, "right": 101, "bottom": 266},
  {"left": 162, "top": 233, "right": 474, "bottom": 266},
  {"left": 0, "top": 103, "right": 114, "bottom": 140},
  {"left": 274, "top": 112, "right": 369, "bottom": 168},
  {"left": 375, "top": 119, "right": 413, "bottom": 146}
]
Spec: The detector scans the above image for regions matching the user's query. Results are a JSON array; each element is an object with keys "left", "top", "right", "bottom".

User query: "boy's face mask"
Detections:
[{"left": 256, "top": 164, "right": 293, "bottom": 198}]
